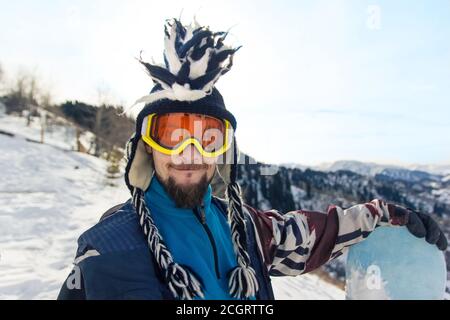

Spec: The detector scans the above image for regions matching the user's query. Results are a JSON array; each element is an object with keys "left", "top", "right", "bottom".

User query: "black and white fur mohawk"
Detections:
[{"left": 133, "top": 18, "right": 241, "bottom": 106}]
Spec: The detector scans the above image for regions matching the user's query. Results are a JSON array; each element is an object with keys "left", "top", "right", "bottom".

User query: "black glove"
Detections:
[{"left": 403, "top": 207, "right": 448, "bottom": 251}]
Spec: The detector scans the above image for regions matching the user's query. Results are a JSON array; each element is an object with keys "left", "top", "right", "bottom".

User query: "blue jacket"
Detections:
[
  {"left": 144, "top": 175, "right": 252, "bottom": 299},
  {"left": 57, "top": 177, "right": 275, "bottom": 300}
]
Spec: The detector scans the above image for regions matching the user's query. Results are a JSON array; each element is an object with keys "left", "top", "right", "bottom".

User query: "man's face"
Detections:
[{"left": 145, "top": 143, "right": 218, "bottom": 208}]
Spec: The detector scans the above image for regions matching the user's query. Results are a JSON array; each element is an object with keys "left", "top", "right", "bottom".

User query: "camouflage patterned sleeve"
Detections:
[{"left": 245, "top": 199, "right": 409, "bottom": 276}]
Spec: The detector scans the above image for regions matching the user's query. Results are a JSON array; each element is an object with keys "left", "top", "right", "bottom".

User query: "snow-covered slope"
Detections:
[
  {"left": 0, "top": 131, "right": 129, "bottom": 299},
  {"left": 0, "top": 113, "right": 96, "bottom": 153},
  {"left": 271, "top": 275, "right": 344, "bottom": 300},
  {"left": 0, "top": 115, "right": 344, "bottom": 300}
]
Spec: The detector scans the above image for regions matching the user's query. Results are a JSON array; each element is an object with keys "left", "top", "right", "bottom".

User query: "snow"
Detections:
[
  {"left": 432, "top": 188, "right": 450, "bottom": 206},
  {"left": 0, "top": 114, "right": 77, "bottom": 150},
  {"left": 0, "top": 114, "right": 344, "bottom": 300},
  {"left": 290, "top": 185, "right": 306, "bottom": 207},
  {"left": 0, "top": 113, "right": 96, "bottom": 154},
  {"left": 271, "top": 274, "right": 344, "bottom": 300},
  {"left": 0, "top": 121, "right": 129, "bottom": 299}
]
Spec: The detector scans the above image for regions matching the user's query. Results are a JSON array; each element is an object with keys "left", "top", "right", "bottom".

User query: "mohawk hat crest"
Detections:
[{"left": 123, "top": 18, "right": 259, "bottom": 300}]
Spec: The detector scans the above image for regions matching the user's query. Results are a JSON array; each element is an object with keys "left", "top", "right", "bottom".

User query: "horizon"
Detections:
[{"left": 279, "top": 159, "right": 450, "bottom": 169}]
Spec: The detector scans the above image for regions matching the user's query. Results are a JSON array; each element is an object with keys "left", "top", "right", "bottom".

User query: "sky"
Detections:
[{"left": 0, "top": 0, "right": 449, "bottom": 166}]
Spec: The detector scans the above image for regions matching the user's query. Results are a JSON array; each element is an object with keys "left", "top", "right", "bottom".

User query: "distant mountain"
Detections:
[
  {"left": 281, "top": 160, "right": 450, "bottom": 183},
  {"left": 406, "top": 164, "right": 450, "bottom": 176},
  {"left": 317, "top": 160, "right": 400, "bottom": 176}
]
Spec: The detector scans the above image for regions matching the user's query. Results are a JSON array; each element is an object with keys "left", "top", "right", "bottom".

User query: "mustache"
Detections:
[{"left": 169, "top": 163, "right": 209, "bottom": 170}]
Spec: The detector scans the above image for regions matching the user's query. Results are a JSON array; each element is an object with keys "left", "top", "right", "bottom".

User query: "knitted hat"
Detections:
[{"left": 123, "top": 18, "right": 259, "bottom": 300}]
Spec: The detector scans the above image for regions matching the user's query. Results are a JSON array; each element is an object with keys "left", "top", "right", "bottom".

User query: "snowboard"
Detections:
[{"left": 345, "top": 226, "right": 447, "bottom": 300}]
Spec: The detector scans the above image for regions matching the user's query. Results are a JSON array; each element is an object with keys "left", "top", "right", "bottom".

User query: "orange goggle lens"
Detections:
[{"left": 143, "top": 113, "right": 232, "bottom": 156}]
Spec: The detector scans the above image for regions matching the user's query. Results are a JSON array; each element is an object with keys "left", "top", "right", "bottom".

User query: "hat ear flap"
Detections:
[
  {"left": 216, "top": 137, "right": 239, "bottom": 184},
  {"left": 128, "top": 138, "right": 154, "bottom": 190},
  {"left": 216, "top": 163, "right": 231, "bottom": 184}
]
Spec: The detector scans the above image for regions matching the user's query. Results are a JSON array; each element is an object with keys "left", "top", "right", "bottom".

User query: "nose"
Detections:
[{"left": 177, "top": 144, "right": 203, "bottom": 164}]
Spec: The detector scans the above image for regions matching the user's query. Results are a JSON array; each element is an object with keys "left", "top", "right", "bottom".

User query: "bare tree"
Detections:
[
  {"left": 0, "top": 63, "right": 4, "bottom": 87},
  {"left": 0, "top": 63, "right": 4, "bottom": 98},
  {"left": 25, "top": 72, "right": 38, "bottom": 125},
  {"left": 39, "top": 90, "right": 53, "bottom": 109},
  {"left": 93, "top": 84, "right": 111, "bottom": 156},
  {"left": 2, "top": 68, "right": 40, "bottom": 117}
]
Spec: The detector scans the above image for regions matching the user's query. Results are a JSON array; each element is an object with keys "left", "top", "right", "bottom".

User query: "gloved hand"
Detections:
[{"left": 393, "top": 205, "right": 448, "bottom": 251}]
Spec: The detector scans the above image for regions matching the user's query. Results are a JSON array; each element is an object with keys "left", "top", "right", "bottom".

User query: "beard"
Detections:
[{"left": 155, "top": 169, "right": 215, "bottom": 209}]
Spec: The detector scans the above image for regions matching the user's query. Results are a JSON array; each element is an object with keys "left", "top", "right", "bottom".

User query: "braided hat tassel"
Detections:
[
  {"left": 132, "top": 186, "right": 204, "bottom": 300},
  {"left": 225, "top": 137, "right": 259, "bottom": 298}
]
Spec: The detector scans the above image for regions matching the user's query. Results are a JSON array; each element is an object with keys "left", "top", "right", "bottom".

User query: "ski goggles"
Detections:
[{"left": 141, "top": 112, "right": 234, "bottom": 157}]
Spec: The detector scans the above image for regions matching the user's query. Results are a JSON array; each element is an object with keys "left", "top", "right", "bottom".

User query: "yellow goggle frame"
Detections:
[{"left": 141, "top": 113, "right": 234, "bottom": 158}]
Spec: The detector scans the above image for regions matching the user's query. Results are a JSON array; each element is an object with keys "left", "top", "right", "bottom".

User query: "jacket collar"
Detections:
[{"left": 144, "top": 174, "right": 213, "bottom": 219}]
